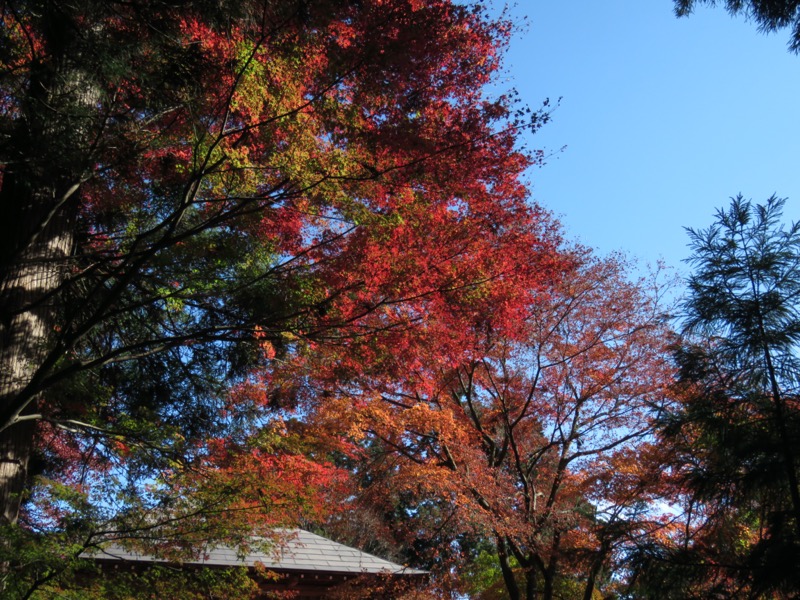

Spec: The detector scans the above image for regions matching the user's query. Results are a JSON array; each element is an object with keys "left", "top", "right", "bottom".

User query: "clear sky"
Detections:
[{"left": 500, "top": 1, "right": 800, "bottom": 276}]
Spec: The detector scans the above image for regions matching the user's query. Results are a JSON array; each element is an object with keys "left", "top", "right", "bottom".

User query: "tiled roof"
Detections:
[{"left": 88, "top": 529, "right": 427, "bottom": 576}]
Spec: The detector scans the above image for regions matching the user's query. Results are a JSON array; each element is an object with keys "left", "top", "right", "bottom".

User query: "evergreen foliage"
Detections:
[
  {"left": 632, "top": 196, "right": 800, "bottom": 597},
  {"left": 675, "top": 0, "right": 800, "bottom": 52}
]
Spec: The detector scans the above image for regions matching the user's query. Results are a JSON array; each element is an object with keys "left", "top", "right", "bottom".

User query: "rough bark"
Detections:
[
  {"left": 0, "top": 10, "right": 99, "bottom": 523},
  {"left": 0, "top": 178, "right": 77, "bottom": 523}
]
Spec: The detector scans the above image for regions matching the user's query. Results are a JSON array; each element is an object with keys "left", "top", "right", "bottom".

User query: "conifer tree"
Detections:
[{"left": 633, "top": 195, "right": 800, "bottom": 597}]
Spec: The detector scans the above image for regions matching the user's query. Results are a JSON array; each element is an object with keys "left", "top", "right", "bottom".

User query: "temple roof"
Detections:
[{"left": 88, "top": 528, "right": 427, "bottom": 576}]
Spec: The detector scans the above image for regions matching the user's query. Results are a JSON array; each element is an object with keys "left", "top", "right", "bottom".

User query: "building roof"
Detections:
[{"left": 89, "top": 528, "right": 427, "bottom": 577}]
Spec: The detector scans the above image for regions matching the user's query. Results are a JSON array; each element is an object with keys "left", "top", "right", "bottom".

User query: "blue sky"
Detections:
[{"left": 499, "top": 1, "right": 800, "bottom": 275}]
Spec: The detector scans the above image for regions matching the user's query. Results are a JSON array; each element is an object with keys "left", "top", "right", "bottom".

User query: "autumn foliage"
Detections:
[
  {"left": 288, "top": 250, "right": 677, "bottom": 599},
  {"left": 0, "top": 0, "right": 572, "bottom": 596},
  {"left": 0, "top": 1, "right": 695, "bottom": 598}
]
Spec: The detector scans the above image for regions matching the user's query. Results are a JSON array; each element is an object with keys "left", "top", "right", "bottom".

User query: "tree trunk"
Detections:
[
  {"left": 497, "top": 536, "right": 521, "bottom": 600},
  {"left": 750, "top": 301, "right": 800, "bottom": 538},
  {"left": 541, "top": 532, "right": 560, "bottom": 600},
  {"left": 0, "top": 8, "right": 99, "bottom": 524},
  {"left": 0, "top": 179, "right": 76, "bottom": 523},
  {"left": 762, "top": 345, "right": 800, "bottom": 539},
  {"left": 524, "top": 567, "right": 538, "bottom": 600},
  {"left": 582, "top": 543, "right": 609, "bottom": 600}
]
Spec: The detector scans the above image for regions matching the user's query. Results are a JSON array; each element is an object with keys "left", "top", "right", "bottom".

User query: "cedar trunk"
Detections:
[
  {"left": 0, "top": 10, "right": 98, "bottom": 523},
  {"left": 0, "top": 183, "right": 74, "bottom": 523}
]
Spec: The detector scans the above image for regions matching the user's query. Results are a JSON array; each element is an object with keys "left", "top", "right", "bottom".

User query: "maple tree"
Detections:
[
  {"left": 301, "top": 249, "right": 676, "bottom": 599},
  {"left": 0, "top": 0, "right": 564, "bottom": 596}
]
